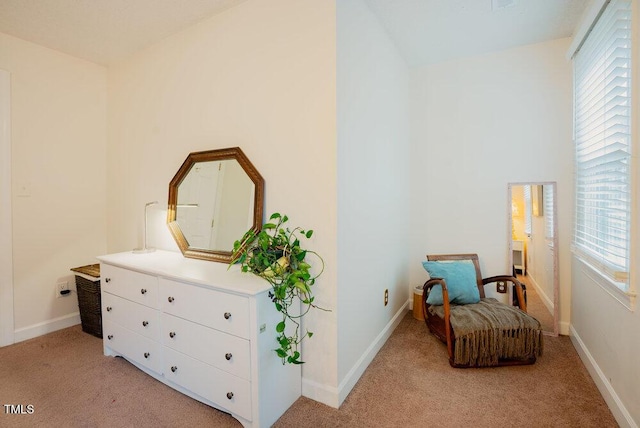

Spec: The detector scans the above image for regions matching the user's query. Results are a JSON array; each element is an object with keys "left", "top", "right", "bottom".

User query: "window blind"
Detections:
[
  {"left": 544, "top": 185, "right": 554, "bottom": 241},
  {"left": 524, "top": 185, "right": 532, "bottom": 236},
  {"left": 573, "top": 0, "right": 632, "bottom": 287}
]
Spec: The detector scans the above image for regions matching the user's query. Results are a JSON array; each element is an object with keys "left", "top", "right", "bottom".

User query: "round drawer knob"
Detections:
[
  {"left": 169, "top": 332, "right": 176, "bottom": 338},
  {"left": 144, "top": 352, "right": 150, "bottom": 359},
  {"left": 142, "top": 321, "right": 149, "bottom": 327},
  {"left": 105, "top": 278, "right": 111, "bottom": 283},
  {"left": 106, "top": 306, "right": 112, "bottom": 312},
  {"left": 107, "top": 335, "right": 113, "bottom": 340},
  {"left": 224, "top": 312, "right": 231, "bottom": 320},
  {"left": 168, "top": 296, "right": 175, "bottom": 303},
  {"left": 171, "top": 366, "right": 178, "bottom": 373},
  {"left": 225, "top": 353, "right": 232, "bottom": 361},
  {"left": 226, "top": 392, "right": 234, "bottom": 400},
  {"left": 140, "top": 288, "right": 147, "bottom": 295}
]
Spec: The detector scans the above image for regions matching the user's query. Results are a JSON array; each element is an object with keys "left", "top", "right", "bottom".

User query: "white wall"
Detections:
[
  {"left": 409, "top": 38, "right": 574, "bottom": 329},
  {"left": 336, "top": 0, "right": 410, "bottom": 406},
  {"left": 527, "top": 211, "right": 555, "bottom": 307},
  {"left": 569, "top": 1, "right": 640, "bottom": 425},
  {"left": 0, "top": 32, "right": 108, "bottom": 341},
  {"left": 107, "top": 0, "right": 338, "bottom": 405},
  {"left": 571, "top": 262, "right": 640, "bottom": 426}
]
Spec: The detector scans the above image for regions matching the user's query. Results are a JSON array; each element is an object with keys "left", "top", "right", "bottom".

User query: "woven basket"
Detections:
[{"left": 74, "top": 267, "right": 102, "bottom": 338}]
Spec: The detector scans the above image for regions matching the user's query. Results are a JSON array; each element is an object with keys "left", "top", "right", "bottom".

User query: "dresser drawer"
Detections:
[
  {"left": 101, "top": 264, "right": 159, "bottom": 308},
  {"left": 164, "top": 347, "right": 252, "bottom": 421},
  {"left": 161, "top": 313, "right": 251, "bottom": 380},
  {"left": 160, "top": 278, "right": 250, "bottom": 338},
  {"left": 103, "top": 320, "right": 162, "bottom": 374},
  {"left": 102, "top": 292, "right": 160, "bottom": 341}
]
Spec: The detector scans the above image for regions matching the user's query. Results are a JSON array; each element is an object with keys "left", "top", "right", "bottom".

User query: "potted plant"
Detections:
[{"left": 230, "top": 213, "right": 326, "bottom": 364}]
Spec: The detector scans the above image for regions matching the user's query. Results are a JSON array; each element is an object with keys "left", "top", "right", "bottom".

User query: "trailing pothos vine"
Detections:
[{"left": 230, "top": 213, "right": 326, "bottom": 364}]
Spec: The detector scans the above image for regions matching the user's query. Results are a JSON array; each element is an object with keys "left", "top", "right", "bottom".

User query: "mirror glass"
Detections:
[
  {"left": 508, "top": 182, "right": 559, "bottom": 336},
  {"left": 167, "top": 147, "right": 264, "bottom": 263}
]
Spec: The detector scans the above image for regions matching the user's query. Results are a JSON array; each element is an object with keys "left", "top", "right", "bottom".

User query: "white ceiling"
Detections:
[
  {"left": 365, "top": 0, "right": 591, "bottom": 66},
  {"left": 0, "top": 0, "right": 590, "bottom": 67},
  {"left": 0, "top": 0, "right": 249, "bottom": 65}
]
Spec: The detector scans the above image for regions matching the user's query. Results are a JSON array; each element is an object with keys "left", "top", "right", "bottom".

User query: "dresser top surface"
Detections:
[{"left": 97, "top": 250, "right": 271, "bottom": 296}]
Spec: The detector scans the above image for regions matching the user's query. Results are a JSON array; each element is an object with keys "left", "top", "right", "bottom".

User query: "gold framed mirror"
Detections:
[{"left": 167, "top": 147, "right": 264, "bottom": 263}]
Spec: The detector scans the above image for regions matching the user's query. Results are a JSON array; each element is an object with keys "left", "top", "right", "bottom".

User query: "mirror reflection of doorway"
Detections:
[{"left": 509, "top": 182, "right": 559, "bottom": 336}]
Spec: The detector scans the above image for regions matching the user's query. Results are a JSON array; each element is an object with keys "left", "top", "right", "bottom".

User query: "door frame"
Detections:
[{"left": 0, "top": 69, "right": 14, "bottom": 346}]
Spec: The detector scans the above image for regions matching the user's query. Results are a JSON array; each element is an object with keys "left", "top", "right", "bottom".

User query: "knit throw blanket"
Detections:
[{"left": 429, "top": 298, "right": 544, "bottom": 367}]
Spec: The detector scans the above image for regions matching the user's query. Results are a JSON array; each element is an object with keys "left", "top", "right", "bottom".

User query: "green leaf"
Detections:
[
  {"left": 306, "top": 230, "right": 313, "bottom": 238},
  {"left": 263, "top": 223, "right": 276, "bottom": 229},
  {"left": 270, "top": 213, "right": 281, "bottom": 220},
  {"left": 275, "top": 348, "right": 287, "bottom": 358},
  {"left": 278, "top": 336, "right": 290, "bottom": 348},
  {"left": 275, "top": 302, "right": 282, "bottom": 311},
  {"left": 307, "top": 331, "right": 313, "bottom": 338},
  {"left": 294, "top": 281, "right": 310, "bottom": 293},
  {"left": 276, "top": 321, "right": 285, "bottom": 333}
]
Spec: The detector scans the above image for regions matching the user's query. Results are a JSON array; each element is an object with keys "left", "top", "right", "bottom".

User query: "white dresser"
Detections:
[{"left": 97, "top": 250, "right": 301, "bottom": 428}]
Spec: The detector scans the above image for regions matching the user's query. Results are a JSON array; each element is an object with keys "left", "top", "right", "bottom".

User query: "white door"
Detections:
[{"left": 176, "top": 161, "right": 220, "bottom": 249}]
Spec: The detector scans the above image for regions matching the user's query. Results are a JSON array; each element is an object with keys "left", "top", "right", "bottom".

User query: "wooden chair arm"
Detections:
[
  {"left": 482, "top": 275, "right": 527, "bottom": 312},
  {"left": 423, "top": 278, "right": 453, "bottom": 360}
]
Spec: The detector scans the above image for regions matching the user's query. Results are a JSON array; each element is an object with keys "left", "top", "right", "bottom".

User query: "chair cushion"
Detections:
[{"left": 423, "top": 260, "right": 480, "bottom": 305}]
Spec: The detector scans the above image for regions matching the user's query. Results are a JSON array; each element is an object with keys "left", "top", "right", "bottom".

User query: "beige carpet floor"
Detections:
[
  {"left": 518, "top": 273, "right": 555, "bottom": 333},
  {"left": 0, "top": 312, "right": 618, "bottom": 427}
]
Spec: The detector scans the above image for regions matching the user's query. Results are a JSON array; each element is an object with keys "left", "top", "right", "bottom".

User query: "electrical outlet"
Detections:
[
  {"left": 55, "top": 281, "right": 69, "bottom": 298},
  {"left": 496, "top": 281, "right": 507, "bottom": 294},
  {"left": 384, "top": 289, "right": 389, "bottom": 306}
]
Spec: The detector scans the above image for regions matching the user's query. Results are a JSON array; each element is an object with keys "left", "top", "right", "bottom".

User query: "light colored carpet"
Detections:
[
  {"left": 518, "top": 273, "right": 555, "bottom": 333},
  {"left": 0, "top": 312, "right": 618, "bottom": 427}
]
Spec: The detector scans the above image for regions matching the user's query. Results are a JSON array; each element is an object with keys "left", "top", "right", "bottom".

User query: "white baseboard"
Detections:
[
  {"left": 527, "top": 273, "right": 554, "bottom": 314},
  {"left": 570, "top": 325, "right": 637, "bottom": 428},
  {"left": 301, "top": 377, "right": 340, "bottom": 408},
  {"left": 13, "top": 312, "right": 81, "bottom": 343},
  {"left": 302, "top": 300, "right": 409, "bottom": 408}
]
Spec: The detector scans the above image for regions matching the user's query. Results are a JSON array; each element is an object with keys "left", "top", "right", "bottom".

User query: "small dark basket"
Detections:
[{"left": 72, "top": 264, "right": 102, "bottom": 338}]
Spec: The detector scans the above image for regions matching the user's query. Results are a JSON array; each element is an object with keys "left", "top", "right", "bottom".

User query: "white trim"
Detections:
[
  {"left": 574, "top": 255, "right": 636, "bottom": 311},
  {"left": 566, "top": 0, "right": 610, "bottom": 60},
  {"left": 302, "top": 300, "right": 409, "bottom": 408},
  {"left": 0, "top": 69, "right": 13, "bottom": 347},
  {"left": 570, "top": 325, "right": 638, "bottom": 428},
  {"left": 301, "top": 377, "right": 340, "bottom": 409},
  {"left": 13, "top": 313, "right": 81, "bottom": 344},
  {"left": 527, "top": 272, "right": 554, "bottom": 316}
]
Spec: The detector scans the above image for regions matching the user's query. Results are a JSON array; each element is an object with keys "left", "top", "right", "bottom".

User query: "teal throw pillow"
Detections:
[{"left": 422, "top": 260, "right": 480, "bottom": 305}]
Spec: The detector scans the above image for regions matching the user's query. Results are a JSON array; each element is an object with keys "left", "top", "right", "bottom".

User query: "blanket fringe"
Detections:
[{"left": 455, "top": 327, "right": 544, "bottom": 366}]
